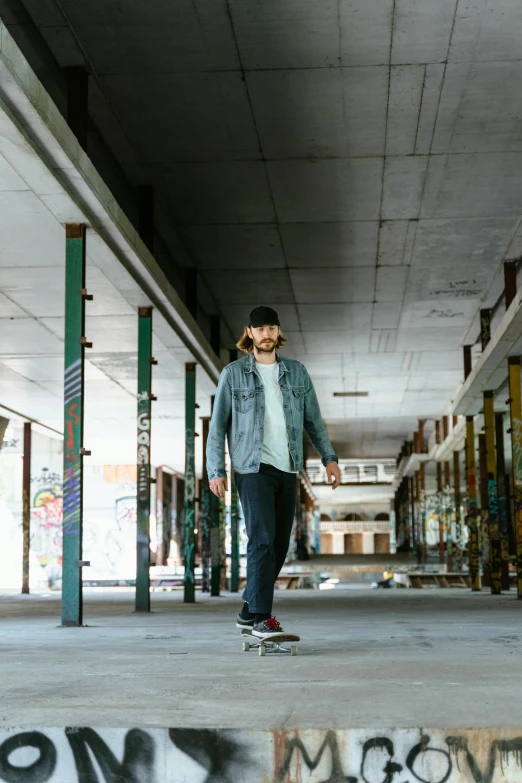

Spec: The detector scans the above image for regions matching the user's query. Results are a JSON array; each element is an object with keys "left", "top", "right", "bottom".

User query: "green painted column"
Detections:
[
  {"left": 200, "top": 416, "right": 211, "bottom": 593},
  {"left": 230, "top": 478, "right": 240, "bottom": 592},
  {"left": 183, "top": 362, "right": 196, "bottom": 603},
  {"left": 62, "top": 224, "right": 87, "bottom": 627},
  {"left": 210, "top": 394, "right": 220, "bottom": 596},
  {"left": 136, "top": 307, "right": 153, "bottom": 612}
]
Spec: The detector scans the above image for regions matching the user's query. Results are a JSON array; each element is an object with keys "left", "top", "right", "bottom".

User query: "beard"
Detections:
[{"left": 253, "top": 338, "right": 276, "bottom": 353}]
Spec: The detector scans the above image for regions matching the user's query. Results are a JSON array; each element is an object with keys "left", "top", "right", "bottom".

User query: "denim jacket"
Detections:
[{"left": 206, "top": 352, "right": 338, "bottom": 478}]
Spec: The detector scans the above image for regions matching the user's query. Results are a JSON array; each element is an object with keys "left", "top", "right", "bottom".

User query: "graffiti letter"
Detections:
[
  {"left": 66, "top": 727, "right": 154, "bottom": 783},
  {"left": 361, "top": 737, "right": 402, "bottom": 783},
  {"left": 446, "top": 736, "right": 522, "bottom": 783},
  {"left": 406, "top": 735, "right": 451, "bottom": 783},
  {"left": 0, "top": 731, "right": 56, "bottom": 783}
]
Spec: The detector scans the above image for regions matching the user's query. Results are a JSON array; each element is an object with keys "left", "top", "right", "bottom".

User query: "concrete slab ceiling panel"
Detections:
[
  {"left": 371, "top": 303, "right": 402, "bottom": 330},
  {"left": 394, "top": 326, "right": 464, "bottom": 353},
  {"left": 386, "top": 65, "right": 426, "bottom": 156},
  {"left": 298, "top": 303, "right": 371, "bottom": 333},
  {"left": 399, "top": 298, "right": 478, "bottom": 330},
  {"left": 339, "top": 0, "right": 393, "bottom": 66},
  {"left": 303, "top": 330, "right": 371, "bottom": 354},
  {"left": 228, "top": 0, "right": 339, "bottom": 70},
  {"left": 410, "top": 216, "right": 518, "bottom": 267},
  {"left": 392, "top": 0, "right": 457, "bottom": 64},
  {"left": 248, "top": 67, "right": 388, "bottom": 159},
  {"left": 290, "top": 266, "right": 375, "bottom": 304},
  {"left": 449, "top": 0, "right": 522, "bottom": 62},
  {"left": 151, "top": 161, "right": 274, "bottom": 224},
  {"left": 180, "top": 225, "right": 285, "bottom": 270},
  {"left": 375, "top": 266, "right": 409, "bottom": 302},
  {"left": 268, "top": 158, "right": 383, "bottom": 222},
  {"left": 102, "top": 72, "right": 259, "bottom": 163},
  {"left": 421, "top": 152, "right": 522, "bottom": 218},
  {"left": 378, "top": 220, "right": 417, "bottom": 266},
  {"left": 281, "top": 222, "right": 379, "bottom": 268},
  {"left": 382, "top": 155, "right": 428, "bottom": 220},
  {"left": 204, "top": 268, "right": 294, "bottom": 305}
]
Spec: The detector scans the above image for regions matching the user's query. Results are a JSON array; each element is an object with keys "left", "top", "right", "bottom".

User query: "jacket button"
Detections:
[
  {"left": 287, "top": 425, "right": 291, "bottom": 429},
  {"left": 284, "top": 405, "right": 288, "bottom": 408}
]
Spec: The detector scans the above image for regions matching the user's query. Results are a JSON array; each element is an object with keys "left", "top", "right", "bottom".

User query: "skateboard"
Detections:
[{"left": 241, "top": 628, "right": 300, "bottom": 656}]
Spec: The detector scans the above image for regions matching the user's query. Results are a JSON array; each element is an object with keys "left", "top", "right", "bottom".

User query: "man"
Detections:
[{"left": 207, "top": 306, "right": 340, "bottom": 638}]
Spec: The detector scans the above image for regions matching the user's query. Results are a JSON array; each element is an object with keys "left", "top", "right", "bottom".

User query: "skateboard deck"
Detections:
[{"left": 240, "top": 628, "right": 300, "bottom": 656}]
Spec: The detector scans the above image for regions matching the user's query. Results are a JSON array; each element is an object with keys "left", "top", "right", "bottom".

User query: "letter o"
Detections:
[{"left": 0, "top": 731, "right": 56, "bottom": 783}]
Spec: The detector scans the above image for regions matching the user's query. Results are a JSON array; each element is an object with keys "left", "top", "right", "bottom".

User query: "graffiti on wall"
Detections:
[{"left": 0, "top": 727, "right": 521, "bottom": 783}]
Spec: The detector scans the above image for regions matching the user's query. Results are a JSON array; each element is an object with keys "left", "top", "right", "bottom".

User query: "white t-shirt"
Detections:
[{"left": 255, "top": 361, "right": 296, "bottom": 474}]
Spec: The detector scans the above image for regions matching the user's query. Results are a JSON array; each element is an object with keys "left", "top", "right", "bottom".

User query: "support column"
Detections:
[
  {"left": 466, "top": 417, "right": 481, "bottom": 591},
  {"left": 230, "top": 478, "right": 240, "bottom": 593},
  {"left": 22, "top": 422, "right": 31, "bottom": 594},
  {"left": 463, "top": 345, "right": 472, "bottom": 380},
  {"left": 504, "top": 261, "right": 517, "bottom": 309},
  {"left": 453, "top": 450, "right": 463, "bottom": 572},
  {"left": 484, "top": 391, "right": 501, "bottom": 594},
  {"left": 480, "top": 308, "right": 491, "bottom": 350},
  {"left": 62, "top": 224, "right": 88, "bottom": 627},
  {"left": 478, "top": 433, "right": 490, "bottom": 587},
  {"left": 420, "top": 462, "right": 427, "bottom": 563},
  {"left": 136, "top": 307, "right": 153, "bottom": 612},
  {"left": 210, "top": 395, "right": 220, "bottom": 596},
  {"left": 200, "top": 416, "right": 211, "bottom": 593},
  {"left": 435, "top": 420, "right": 444, "bottom": 564},
  {"left": 508, "top": 356, "right": 522, "bottom": 598},
  {"left": 495, "top": 412, "right": 510, "bottom": 590},
  {"left": 183, "top": 363, "right": 197, "bottom": 603}
]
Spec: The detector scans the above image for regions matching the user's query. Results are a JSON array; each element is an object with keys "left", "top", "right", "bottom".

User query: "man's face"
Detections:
[{"left": 248, "top": 324, "right": 279, "bottom": 353}]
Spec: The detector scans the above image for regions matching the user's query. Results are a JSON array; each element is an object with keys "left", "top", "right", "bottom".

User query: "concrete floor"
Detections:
[{"left": 1, "top": 588, "right": 521, "bottom": 729}]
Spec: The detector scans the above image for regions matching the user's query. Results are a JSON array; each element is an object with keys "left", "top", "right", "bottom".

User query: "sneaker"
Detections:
[
  {"left": 236, "top": 613, "right": 255, "bottom": 629},
  {"left": 252, "top": 616, "right": 285, "bottom": 638}
]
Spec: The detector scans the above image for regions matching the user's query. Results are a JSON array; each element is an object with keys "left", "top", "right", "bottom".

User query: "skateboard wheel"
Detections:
[
  {"left": 292, "top": 646, "right": 298, "bottom": 656},
  {"left": 259, "top": 644, "right": 266, "bottom": 657},
  {"left": 243, "top": 642, "right": 250, "bottom": 652}
]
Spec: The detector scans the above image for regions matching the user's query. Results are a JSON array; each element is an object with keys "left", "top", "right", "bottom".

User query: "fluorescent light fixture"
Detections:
[{"left": 333, "top": 392, "right": 369, "bottom": 397}]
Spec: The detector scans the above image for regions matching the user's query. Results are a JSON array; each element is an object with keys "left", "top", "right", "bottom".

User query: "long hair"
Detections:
[{"left": 236, "top": 326, "right": 287, "bottom": 354}]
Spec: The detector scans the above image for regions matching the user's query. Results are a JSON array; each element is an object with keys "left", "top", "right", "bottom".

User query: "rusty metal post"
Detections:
[
  {"left": 505, "top": 261, "right": 517, "bottom": 309},
  {"left": 22, "top": 422, "right": 31, "bottom": 594},
  {"left": 484, "top": 392, "right": 501, "bottom": 594},
  {"left": 466, "top": 418, "right": 481, "bottom": 591},
  {"left": 418, "top": 419, "right": 425, "bottom": 452},
  {"left": 480, "top": 308, "right": 491, "bottom": 350},
  {"left": 508, "top": 356, "right": 522, "bottom": 597},
  {"left": 454, "top": 450, "right": 462, "bottom": 572},
  {"left": 463, "top": 345, "right": 472, "bottom": 380},
  {"left": 495, "top": 412, "right": 510, "bottom": 590}
]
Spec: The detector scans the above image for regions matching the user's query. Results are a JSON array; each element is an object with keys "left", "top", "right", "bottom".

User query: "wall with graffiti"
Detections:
[
  {"left": 0, "top": 726, "right": 521, "bottom": 782},
  {"left": 0, "top": 426, "right": 143, "bottom": 588}
]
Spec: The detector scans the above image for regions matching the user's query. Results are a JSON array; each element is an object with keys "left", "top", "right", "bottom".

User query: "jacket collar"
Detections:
[{"left": 245, "top": 352, "right": 289, "bottom": 374}]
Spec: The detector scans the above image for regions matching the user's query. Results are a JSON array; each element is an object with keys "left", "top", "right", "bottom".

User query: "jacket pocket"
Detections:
[
  {"left": 233, "top": 388, "right": 254, "bottom": 414},
  {"left": 230, "top": 432, "right": 244, "bottom": 458},
  {"left": 292, "top": 386, "right": 306, "bottom": 412}
]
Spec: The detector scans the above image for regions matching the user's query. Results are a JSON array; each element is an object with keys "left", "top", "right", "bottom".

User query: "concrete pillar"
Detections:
[
  {"left": 504, "top": 261, "right": 517, "bottom": 309},
  {"left": 463, "top": 345, "right": 472, "bottom": 380},
  {"left": 200, "top": 416, "right": 211, "bottom": 593},
  {"left": 362, "top": 532, "right": 375, "bottom": 555},
  {"left": 480, "top": 308, "right": 491, "bottom": 350},
  {"left": 332, "top": 532, "right": 345, "bottom": 555}
]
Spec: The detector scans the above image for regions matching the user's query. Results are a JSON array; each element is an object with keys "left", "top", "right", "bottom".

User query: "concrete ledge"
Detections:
[{"left": 1, "top": 726, "right": 521, "bottom": 782}]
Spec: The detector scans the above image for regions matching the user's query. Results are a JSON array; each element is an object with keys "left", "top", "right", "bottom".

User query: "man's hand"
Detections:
[
  {"left": 326, "top": 462, "right": 341, "bottom": 490},
  {"left": 210, "top": 476, "right": 228, "bottom": 499}
]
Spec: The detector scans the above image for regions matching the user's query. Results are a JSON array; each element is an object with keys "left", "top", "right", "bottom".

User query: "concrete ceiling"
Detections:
[{"left": 2, "top": 0, "right": 522, "bottom": 460}]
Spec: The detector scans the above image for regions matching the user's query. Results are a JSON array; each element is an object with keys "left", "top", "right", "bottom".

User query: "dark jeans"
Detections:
[{"left": 234, "top": 463, "right": 296, "bottom": 614}]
